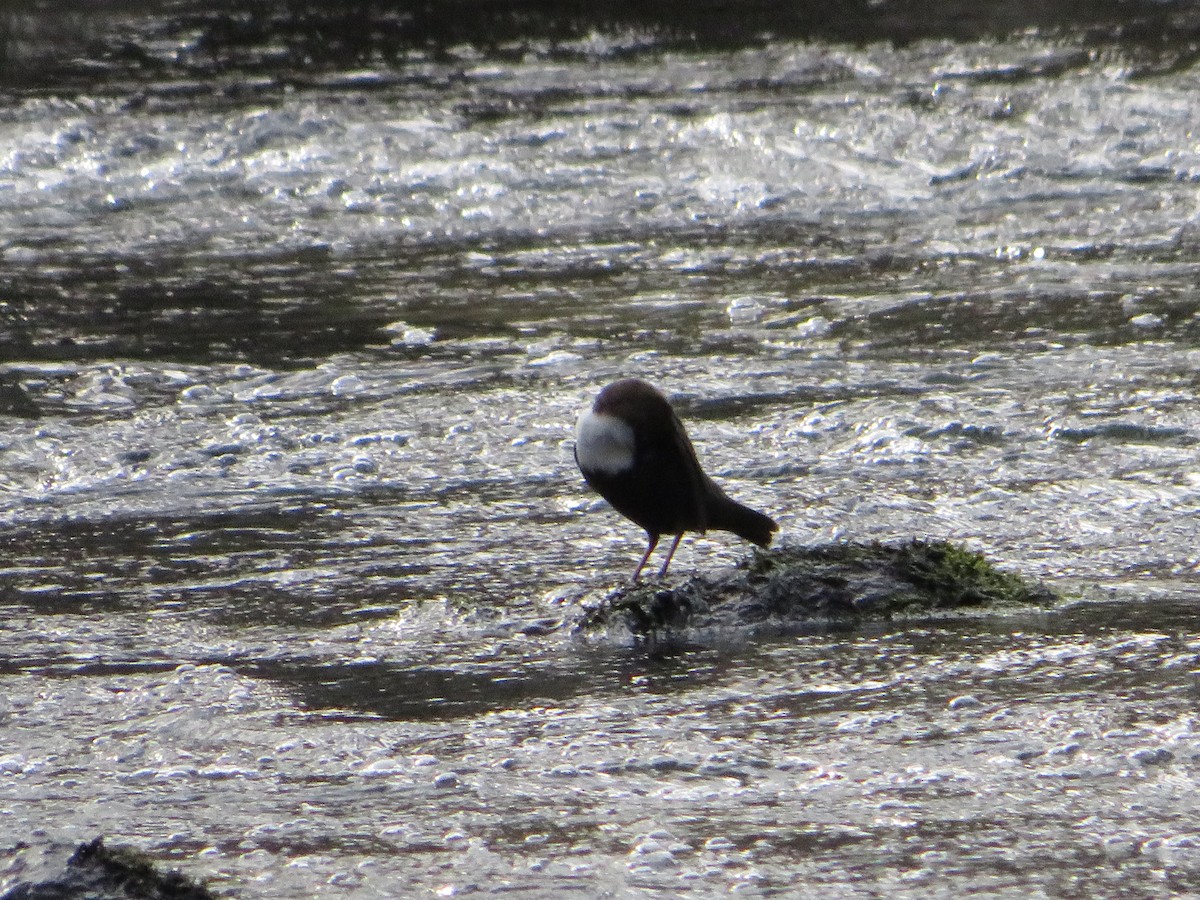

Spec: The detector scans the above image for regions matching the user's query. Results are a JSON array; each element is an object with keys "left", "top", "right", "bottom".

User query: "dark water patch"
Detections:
[
  {"left": 832, "top": 284, "right": 1200, "bottom": 350},
  {"left": 1, "top": 228, "right": 840, "bottom": 368},
  {"left": 679, "top": 382, "right": 936, "bottom": 423},
  {"left": 0, "top": 505, "right": 342, "bottom": 612},
  {"left": 6, "top": 123, "right": 1194, "bottom": 365},
  {"left": 244, "top": 658, "right": 602, "bottom": 722},
  {"left": 239, "top": 642, "right": 732, "bottom": 722},
  {"left": 906, "top": 421, "right": 1006, "bottom": 445},
  {"left": 680, "top": 389, "right": 834, "bottom": 421},
  {"left": 0, "top": 253, "right": 394, "bottom": 368},
  {"left": 938, "top": 47, "right": 1096, "bottom": 84},
  {"left": 6, "top": 0, "right": 1200, "bottom": 94},
  {"left": 0, "top": 658, "right": 185, "bottom": 679},
  {"left": 1049, "top": 422, "right": 1196, "bottom": 446}
]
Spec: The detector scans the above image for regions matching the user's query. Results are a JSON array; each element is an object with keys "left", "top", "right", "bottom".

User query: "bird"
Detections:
[{"left": 574, "top": 378, "right": 778, "bottom": 581}]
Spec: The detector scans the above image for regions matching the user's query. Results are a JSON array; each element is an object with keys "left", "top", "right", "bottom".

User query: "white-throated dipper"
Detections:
[{"left": 574, "top": 378, "right": 778, "bottom": 580}]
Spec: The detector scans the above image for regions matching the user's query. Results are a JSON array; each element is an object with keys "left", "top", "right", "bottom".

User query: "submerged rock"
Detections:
[
  {"left": 577, "top": 540, "right": 1056, "bottom": 636},
  {"left": 0, "top": 372, "right": 40, "bottom": 419},
  {"left": 1, "top": 838, "right": 216, "bottom": 900}
]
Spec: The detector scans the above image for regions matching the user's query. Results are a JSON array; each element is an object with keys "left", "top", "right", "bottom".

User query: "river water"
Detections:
[{"left": 2, "top": 3, "right": 1200, "bottom": 896}]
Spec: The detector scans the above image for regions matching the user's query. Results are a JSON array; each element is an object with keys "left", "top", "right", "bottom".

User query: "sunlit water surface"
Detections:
[{"left": 3, "top": 20, "right": 1200, "bottom": 899}]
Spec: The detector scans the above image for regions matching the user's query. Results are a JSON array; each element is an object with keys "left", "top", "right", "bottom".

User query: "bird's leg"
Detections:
[
  {"left": 631, "top": 533, "right": 659, "bottom": 582},
  {"left": 657, "top": 533, "right": 684, "bottom": 578}
]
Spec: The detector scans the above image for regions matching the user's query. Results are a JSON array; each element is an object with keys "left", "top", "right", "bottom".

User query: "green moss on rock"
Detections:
[{"left": 577, "top": 540, "right": 1056, "bottom": 636}]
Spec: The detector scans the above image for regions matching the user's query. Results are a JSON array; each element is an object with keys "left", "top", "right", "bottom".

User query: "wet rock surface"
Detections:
[
  {"left": 1, "top": 839, "right": 216, "bottom": 900},
  {"left": 578, "top": 541, "right": 1058, "bottom": 635}
]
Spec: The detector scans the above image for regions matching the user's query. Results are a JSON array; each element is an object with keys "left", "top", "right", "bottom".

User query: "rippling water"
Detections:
[{"left": 3, "top": 3, "right": 1200, "bottom": 896}]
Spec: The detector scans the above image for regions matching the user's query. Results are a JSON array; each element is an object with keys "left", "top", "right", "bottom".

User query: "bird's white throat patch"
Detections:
[{"left": 575, "top": 410, "right": 635, "bottom": 476}]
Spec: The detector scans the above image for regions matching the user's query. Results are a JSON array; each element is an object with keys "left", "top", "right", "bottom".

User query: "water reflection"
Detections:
[{"left": 4, "top": 3, "right": 1200, "bottom": 897}]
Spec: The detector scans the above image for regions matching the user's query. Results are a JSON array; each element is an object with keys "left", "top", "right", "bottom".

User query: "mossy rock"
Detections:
[{"left": 576, "top": 540, "right": 1057, "bottom": 636}]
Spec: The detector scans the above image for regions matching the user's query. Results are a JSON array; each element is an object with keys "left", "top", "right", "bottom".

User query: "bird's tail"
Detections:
[{"left": 706, "top": 491, "right": 778, "bottom": 547}]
